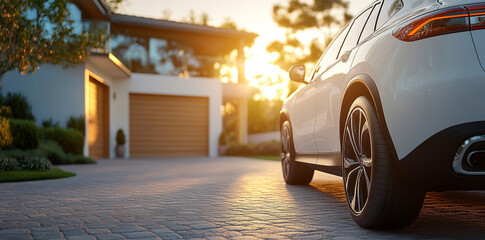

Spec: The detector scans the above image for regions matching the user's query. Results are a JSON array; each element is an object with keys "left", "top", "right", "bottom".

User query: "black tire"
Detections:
[
  {"left": 281, "top": 120, "right": 314, "bottom": 185},
  {"left": 342, "top": 96, "right": 425, "bottom": 229}
]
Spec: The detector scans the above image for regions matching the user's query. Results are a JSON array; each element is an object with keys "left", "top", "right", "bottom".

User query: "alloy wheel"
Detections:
[
  {"left": 343, "top": 107, "right": 373, "bottom": 214},
  {"left": 281, "top": 124, "right": 291, "bottom": 179}
]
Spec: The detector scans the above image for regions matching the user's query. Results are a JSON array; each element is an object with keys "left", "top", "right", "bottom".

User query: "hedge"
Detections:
[
  {"left": 43, "top": 127, "right": 84, "bottom": 155},
  {"left": 9, "top": 119, "right": 40, "bottom": 150}
]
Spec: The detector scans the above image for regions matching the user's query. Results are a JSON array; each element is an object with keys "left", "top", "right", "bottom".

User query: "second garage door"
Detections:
[{"left": 129, "top": 94, "right": 209, "bottom": 157}]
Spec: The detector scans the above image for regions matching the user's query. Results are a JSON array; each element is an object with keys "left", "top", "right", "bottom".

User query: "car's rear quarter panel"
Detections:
[{"left": 374, "top": 31, "right": 485, "bottom": 160}]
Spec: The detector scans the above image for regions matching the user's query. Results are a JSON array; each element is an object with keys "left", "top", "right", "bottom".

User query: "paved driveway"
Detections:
[{"left": 1, "top": 157, "right": 485, "bottom": 240}]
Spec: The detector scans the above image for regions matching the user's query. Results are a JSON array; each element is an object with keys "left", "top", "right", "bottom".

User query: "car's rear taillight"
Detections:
[
  {"left": 393, "top": 7, "right": 469, "bottom": 42},
  {"left": 393, "top": 4, "right": 485, "bottom": 42},
  {"left": 468, "top": 4, "right": 485, "bottom": 30}
]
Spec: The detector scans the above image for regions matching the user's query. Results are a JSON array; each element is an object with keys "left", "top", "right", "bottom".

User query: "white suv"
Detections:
[{"left": 280, "top": 0, "right": 485, "bottom": 229}]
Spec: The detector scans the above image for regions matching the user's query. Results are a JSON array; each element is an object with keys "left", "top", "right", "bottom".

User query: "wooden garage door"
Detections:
[
  {"left": 88, "top": 77, "right": 109, "bottom": 158},
  {"left": 130, "top": 94, "right": 209, "bottom": 157}
]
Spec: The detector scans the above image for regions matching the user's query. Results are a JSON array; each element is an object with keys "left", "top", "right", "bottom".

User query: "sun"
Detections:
[{"left": 245, "top": 46, "right": 289, "bottom": 101}]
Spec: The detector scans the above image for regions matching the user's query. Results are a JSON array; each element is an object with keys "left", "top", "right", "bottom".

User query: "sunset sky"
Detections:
[{"left": 118, "top": 0, "right": 375, "bottom": 100}]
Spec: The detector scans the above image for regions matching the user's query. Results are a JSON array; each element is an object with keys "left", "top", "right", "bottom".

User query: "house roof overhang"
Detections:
[
  {"left": 71, "top": 0, "right": 109, "bottom": 20},
  {"left": 87, "top": 52, "right": 131, "bottom": 78},
  {"left": 109, "top": 14, "right": 258, "bottom": 57}
]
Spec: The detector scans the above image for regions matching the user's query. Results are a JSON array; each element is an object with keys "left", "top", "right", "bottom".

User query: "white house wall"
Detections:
[
  {"left": 85, "top": 63, "right": 222, "bottom": 158},
  {"left": 121, "top": 73, "right": 223, "bottom": 158},
  {"left": 1, "top": 64, "right": 86, "bottom": 128}
]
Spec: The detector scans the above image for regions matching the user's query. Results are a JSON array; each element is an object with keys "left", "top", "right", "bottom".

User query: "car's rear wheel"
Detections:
[
  {"left": 342, "top": 97, "right": 425, "bottom": 229},
  {"left": 281, "top": 120, "right": 314, "bottom": 185}
]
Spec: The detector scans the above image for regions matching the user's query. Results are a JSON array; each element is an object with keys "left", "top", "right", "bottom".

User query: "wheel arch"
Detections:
[
  {"left": 280, "top": 109, "right": 290, "bottom": 128},
  {"left": 340, "top": 74, "right": 398, "bottom": 161}
]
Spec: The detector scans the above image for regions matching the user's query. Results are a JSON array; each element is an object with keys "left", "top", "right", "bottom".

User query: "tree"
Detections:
[
  {"left": 267, "top": 0, "right": 352, "bottom": 71},
  {"left": 184, "top": 10, "right": 210, "bottom": 26},
  {"left": 0, "top": 0, "right": 125, "bottom": 81}
]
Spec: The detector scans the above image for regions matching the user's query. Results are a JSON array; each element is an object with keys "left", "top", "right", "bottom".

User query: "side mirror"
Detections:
[{"left": 289, "top": 65, "right": 306, "bottom": 84}]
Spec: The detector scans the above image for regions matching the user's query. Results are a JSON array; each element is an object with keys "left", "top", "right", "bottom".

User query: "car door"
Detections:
[
  {"left": 313, "top": 5, "right": 376, "bottom": 166},
  {"left": 292, "top": 75, "right": 318, "bottom": 157}
]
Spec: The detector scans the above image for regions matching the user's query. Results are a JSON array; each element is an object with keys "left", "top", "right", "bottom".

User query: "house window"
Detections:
[{"left": 110, "top": 34, "right": 224, "bottom": 78}]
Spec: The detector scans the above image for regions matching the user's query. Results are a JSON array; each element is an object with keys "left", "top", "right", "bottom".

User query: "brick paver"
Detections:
[{"left": 1, "top": 157, "right": 485, "bottom": 239}]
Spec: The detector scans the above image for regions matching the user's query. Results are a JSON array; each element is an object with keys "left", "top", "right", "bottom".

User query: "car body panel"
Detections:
[
  {"left": 313, "top": 51, "right": 356, "bottom": 155},
  {"left": 292, "top": 81, "right": 318, "bottom": 156},
  {"left": 283, "top": 0, "right": 485, "bottom": 169},
  {"left": 470, "top": 29, "right": 485, "bottom": 73},
  {"left": 376, "top": 31, "right": 485, "bottom": 159}
]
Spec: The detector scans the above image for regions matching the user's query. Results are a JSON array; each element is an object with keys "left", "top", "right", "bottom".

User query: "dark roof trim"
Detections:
[{"left": 110, "top": 14, "right": 258, "bottom": 40}]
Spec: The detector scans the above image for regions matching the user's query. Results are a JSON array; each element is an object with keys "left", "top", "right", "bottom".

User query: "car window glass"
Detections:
[
  {"left": 376, "top": 0, "right": 403, "bottom": 29},
  {"left": 359, "top": 3, "right": 381, "bottom": 44},
  {"left": 312, "top": 24, "right": 350, "bottom": 79},
  {"left": 338, "top": 7, "right": 372, "bottom": 59}
]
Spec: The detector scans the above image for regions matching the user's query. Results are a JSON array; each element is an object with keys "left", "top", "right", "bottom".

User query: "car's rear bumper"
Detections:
[{"left": 398, "top": 121, "right": 485, "bottom": 191}]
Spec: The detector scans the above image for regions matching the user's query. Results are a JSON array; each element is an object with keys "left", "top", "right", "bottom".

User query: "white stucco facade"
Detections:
[
  {"left": 2, "top": 64, "right": 86, "bottom": 127},
  {"left": 2, "top": 62, "right": 223, "bottom": 159}
]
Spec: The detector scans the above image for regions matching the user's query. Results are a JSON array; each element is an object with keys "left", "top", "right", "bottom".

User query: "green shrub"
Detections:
[
  {"left": 39, "top": 140, "right": 67, "bottom": 165},
  {"left": 42, "top": 118, "right": 59, "bottom": 128},
  {"left": 3, "top": 92, "right": 35, "bottom": 121},
  {"left": 38, "top": 141, "right": 95, "bottom": 165},
  {"left": 0, "top": 148, "right": 47, "bottom": 159},
  {"left": 0, "top": 116, "right": 13, "bottom": 149},
  {"left": 66, "top": 154, "right": 96, "bottom": 164},
  {"left": 219, "top": 131, "right": 227, "bottom": 145},
  {"left": 9, "top": 119, "right": 40, "bottom": 150},
  {"left": 116, "top": 129, "right": 125, "bottom": 145},
  {"left": 255, "top": 141, "right": 280, "bottom": 156},
  {"left": 17, "top": 156, "right": 52, "bottom": 171},
  {"left": 0, "top": 157, "right": 18, "bottom": 171},
  {"left": 226, "top": 143, "right": 256, "bottom": 156},
  {"left": 43, "top": 127, "right": 84, "bottom": 155},
  {"left": 225, "top": 141, "right": 281, "bottom": 156},
  {"left": 0, "top": 149, "right": 49, "bottom": 171},
  {"left": 67, "top": 115, "right": 85, "bottom": 136}
]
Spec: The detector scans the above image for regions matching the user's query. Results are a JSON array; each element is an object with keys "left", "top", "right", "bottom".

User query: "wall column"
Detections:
[{"left": 236, "top": 40, "right": 248, "bottom": 144}]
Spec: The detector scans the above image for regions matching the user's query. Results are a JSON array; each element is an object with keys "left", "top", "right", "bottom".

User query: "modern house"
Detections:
[{"left": 1, "top": 0, "right": 257, "bottom": 158}]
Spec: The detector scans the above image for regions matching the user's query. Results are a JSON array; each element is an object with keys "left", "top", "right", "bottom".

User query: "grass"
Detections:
[
  {"left": 0, "top": 168, "right": 76, "bottom": 183},
  {"left": 246, "top": 155, "right": 280, "bottom": 161}
]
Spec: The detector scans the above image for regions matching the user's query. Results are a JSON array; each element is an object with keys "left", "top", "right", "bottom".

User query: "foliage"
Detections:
[
  {"left": 16, "top": 156, "right": 52, "bottom": 171},
  {"left": 0, "top": 0, "right": 107, "bottom": 80},
  {"left": 226, "top": 141, "right": 280, "bottom": 156},
  {"left": 267, "top": 0, "right": 352, "bottom": 70},
  {"left": 2, "top": 93, "right": 35, "bottom": 121},
  {"left": 38, "top": 140, "right": 66, "bottom": 165},
  {"left": 65, "top": 154, "right": 96, "bottom": 164},
  {"left": 0, "top": 149, "right": 50, "bottom": 171},
  {"left": 9, "top": 118, "right": 40, "bottom": 150},
  {"left": 0, "top": 157, "right": 18, "bottom": 171},
  {"left": 185, "top": 10, "right": 210, "bottom": 26},
  {"left": 247, "top": 155, "right": 280, "bottom": 161},
  {"left": 0, "top": 168, "right": 75, "bottom": 183},
  {"left": 0, "top": 148, "right": 47, "bottom": 160},
  {"left": 116, "top": 129, "right": 126, "bottom": 145},
  {"left": 220, "top": 18, "right": 238, "bottom": 30},
  {"left": 67, "top": 115, "right": 85, "bottom": 136},
  {"left": 0, "top": 116, "right": 12, "bottom": 149},
  {"left": 42, "top": 118, "right": 59, "bottom": 128},
  {"left": 219, "top": 131, "right": 227, "bottom": 146},
  {"left": 102, "top": 0, "right": 125, "bottom": 12},
  {"left": 43, "top": 126, "right": 84, "bottom": 155},
  {"left": 248, "top": 99, "right": 282, "bottom": 134}
]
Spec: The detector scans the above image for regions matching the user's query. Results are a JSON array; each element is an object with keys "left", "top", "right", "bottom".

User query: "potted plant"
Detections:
[
  {"left": 115, "top": 129, "right": 126, "bottom": 158},
  {"left": 218, "top": 131, "right": 228, "bottom": 156}
]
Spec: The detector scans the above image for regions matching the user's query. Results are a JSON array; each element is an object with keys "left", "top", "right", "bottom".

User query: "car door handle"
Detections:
[{"left": 339, "top": 51, "right": 351, "bottom": 63}]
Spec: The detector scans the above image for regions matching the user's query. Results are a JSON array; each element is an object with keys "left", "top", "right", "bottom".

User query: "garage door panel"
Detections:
[{"left": 130, "top": 94, "right": 209, "bottom": 157}]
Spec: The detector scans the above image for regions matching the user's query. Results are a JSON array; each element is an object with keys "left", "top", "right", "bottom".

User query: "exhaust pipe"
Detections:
[{"left": 453, "top": 135, "right": 485, "bottom": 175}]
